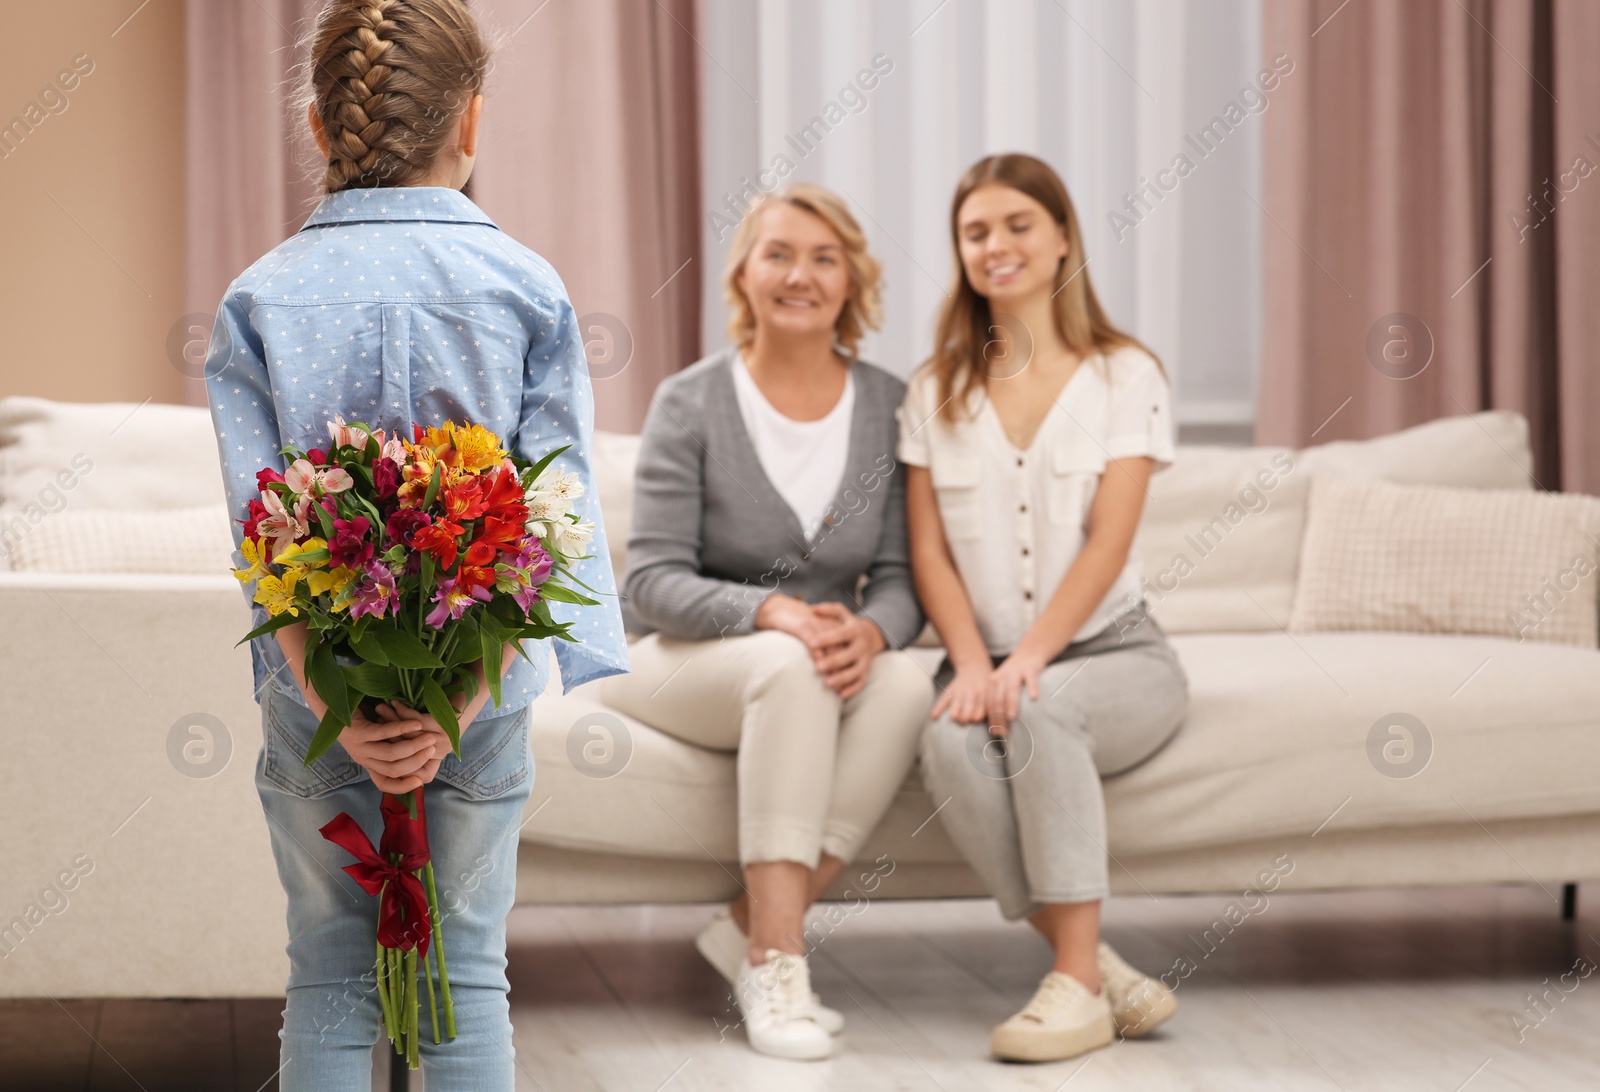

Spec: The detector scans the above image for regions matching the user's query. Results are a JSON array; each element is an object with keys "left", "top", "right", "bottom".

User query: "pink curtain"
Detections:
[
  {"left": 1257, "top": 0, "right": 1600, "bottom": 493},
  {"left": 185, "top": 0, "right": 703, "bottom": 433},
  {"left": 472, "top": 0, "right": 702, "bottom": 433}
]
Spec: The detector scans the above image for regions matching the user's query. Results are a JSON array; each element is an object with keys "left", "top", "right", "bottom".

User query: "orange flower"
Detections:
[{"left": 412, "top": 517, "right": 464, "bottom": 568}]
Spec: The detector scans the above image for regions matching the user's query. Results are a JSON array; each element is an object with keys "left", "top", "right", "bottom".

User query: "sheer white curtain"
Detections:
[{"left": 700, "top": 0, "right": 1263, "bottom": 436}]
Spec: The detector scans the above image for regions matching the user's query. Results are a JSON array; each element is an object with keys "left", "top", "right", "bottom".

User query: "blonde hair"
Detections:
[
  {"left": 930, "top": 154, "right": 1163, "bottom": 422},
  {"left": 297, "top": 0, "right": 494, "bottom": 195},
  {"left": 722, "top": 183, "right": 883, "bottom": 360}
]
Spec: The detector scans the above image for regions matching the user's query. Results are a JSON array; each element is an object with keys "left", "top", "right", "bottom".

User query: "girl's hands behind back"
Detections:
[{"left": 338, "top": 704, "right": 438, "bottom": 794}]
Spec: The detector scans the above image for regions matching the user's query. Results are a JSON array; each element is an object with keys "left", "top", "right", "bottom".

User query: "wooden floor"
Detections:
[{"left": 6, "top": 884, "right": 1600, "bottom": 1090}]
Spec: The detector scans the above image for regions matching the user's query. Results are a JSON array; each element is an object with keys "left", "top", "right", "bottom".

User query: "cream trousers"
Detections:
[{"left": 592, "top": 630, "right": 935, "bottom": 868}]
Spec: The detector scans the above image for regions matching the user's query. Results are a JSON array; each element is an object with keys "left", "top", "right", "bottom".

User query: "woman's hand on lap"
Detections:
[
  {"left": 808, "top": 601, "right": 885, "bottom": 699},
  {"left": 932, "top": 660, "right": 994, "bottom": 725},
  {"left": 984, "top": 652, "right": 1046, "bottom": 735}
]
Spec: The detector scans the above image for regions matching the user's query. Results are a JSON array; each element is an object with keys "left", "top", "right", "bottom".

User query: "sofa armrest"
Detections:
[{"left": 0, "top": 574, "right": 287, "bottom": 997}]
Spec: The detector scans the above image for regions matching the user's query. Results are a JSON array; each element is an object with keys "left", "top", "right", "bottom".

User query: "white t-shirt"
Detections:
[
  {"left": 895, "top": 346, "right": 1175, "bottom": 655},
  {"left": 732, "top": 353, "right": 856, "bottom": 542}
]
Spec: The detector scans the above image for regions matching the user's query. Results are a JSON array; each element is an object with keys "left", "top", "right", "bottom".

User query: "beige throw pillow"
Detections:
[{"left": 1289, "top": 475, "right": 1600, "bottom": 646}]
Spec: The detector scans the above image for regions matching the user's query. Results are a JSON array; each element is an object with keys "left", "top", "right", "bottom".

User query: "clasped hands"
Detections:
[
  {"left": 331, "top": 661, "right": 491, "bottom": 794},
  {"left": 931, "top": 649, "right": 1050, "bottom": 736},
  {"left": 755, "top": 594, "right": 885, "bottom": 700}
]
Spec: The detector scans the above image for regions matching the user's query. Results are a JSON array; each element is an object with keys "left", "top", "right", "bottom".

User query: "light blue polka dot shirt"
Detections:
[{"left": 204, "top": 185, "right": 629, "bottom": 714}]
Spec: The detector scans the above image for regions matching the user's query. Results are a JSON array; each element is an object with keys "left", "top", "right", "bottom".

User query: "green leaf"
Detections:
[
  {"left": 304, "top": 705, "right": 348, "bottom": 766},
  {"left": 421, "top": 676, "right": 462, "bottom": 757},
  {"left": 524, "top": 443, "right": 572, "bottom": 485},
  {"left": 443, "top": 616, "right": 481, "bottom": 667},
  {"left": 421, "top": 461, "right": 444, "bottom": 511},
  {"left": 372, "top": 626, "right": 446, "bottom": 669},
  {"left": 539, "top": 583, "right": 600, "bottom": 606},
  {"left": 348, "top": 624, "right": 390, "bottom": 666},
  {"left": 480, "top": 625, "right": 503, "bottom": 708},
  {"left": 306, "top": 634, "right": 352, "bottom": 725},
  {"left": 454, "top": 665, "right": 479, "bottom": 708},
  {"left": 287, "top": 546, "right": 331, "bottom": 565},
  {"left": 343, "top": 661, "right": 400, "bottom": 696},
  {"left": 236, "top": 611, "right": 300, "bottom": 646},
  {"left": 312, "top": 498, "right": 335, "bottom": 539}
]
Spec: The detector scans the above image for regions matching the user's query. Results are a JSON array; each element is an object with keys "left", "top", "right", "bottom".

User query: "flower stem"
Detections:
[
  {"left": 423, "top": 942, "right": 441, "bottom": 1045},
  {"left": 424, "top": 861, "right": 456, "bottom": 1037},
  {"left": 376, "top": 941, "right": 397, "bottom": 1043},
  {"left": 406, "top": 947, "right": 420, "bottom": 1069}
]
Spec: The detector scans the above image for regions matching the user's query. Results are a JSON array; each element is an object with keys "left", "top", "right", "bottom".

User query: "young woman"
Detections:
[
  {"left": 593, "top": 183, "right": 933, "bottom": 1060},
  {"left": 899, "top": 154, "right": 1189, "bottom": 1063},
  {"left": 204, "top": 2, "right": 628, "bottom": 1084}
]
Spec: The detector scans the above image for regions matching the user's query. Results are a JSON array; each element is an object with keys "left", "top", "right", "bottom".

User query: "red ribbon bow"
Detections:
[{"left": 319, "top": 791, "right": 433, "bottom": 956}]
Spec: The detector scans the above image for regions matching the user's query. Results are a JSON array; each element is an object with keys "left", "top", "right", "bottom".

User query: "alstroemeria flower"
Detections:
[
  {"left": 412, "top": 518, "right": 464, "bottom": 568},
  {"left": 275, "top": 537, "right": 328, "bottom": 577},
  {"left": 385, "top": 508, "right": 432, "bottom": 548},
  {"left": 329, "top": 515, "right": 374, "bottom": 569},
  {"left": 253, "top": 569, "right": 302, "bottom": 616},
  {"left": 350, "top": 559, "right": 400, "bottom": 620},
  {"left": 284, "top": 457, "right": 353, "bottom": 497},
  {"left": 373, "top": 456, "right": 401, "bottom": 499},
  {"left": 327, "top": 413, "right": 374, "bottom": 452},
  {"left": 257, "top": 489, "right": 309, "bottom": 554},
  {"left": 232, "top": 536, "right": 271, "bottom": 586},
  {"left": 425, "top": 575, "right": 490, "bottom": 628},
  {"left": 549, "top": 516, "right": 594, "bottom": 559},
  {"left": 306, "top": 564, "right": 358, "bottom": 603},
  {"left": 496, "top": 540, "right": 553, "bottom": 613}
]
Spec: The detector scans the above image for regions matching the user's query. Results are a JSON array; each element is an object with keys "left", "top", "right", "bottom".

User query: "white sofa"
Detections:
[{"left": 2, "top": 395, "right": 1598, "bottom": 999}]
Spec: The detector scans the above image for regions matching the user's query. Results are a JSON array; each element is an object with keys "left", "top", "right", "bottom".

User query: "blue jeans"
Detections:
[{"left": 256, "top": 683, "right": 534, "bottom": 1091}]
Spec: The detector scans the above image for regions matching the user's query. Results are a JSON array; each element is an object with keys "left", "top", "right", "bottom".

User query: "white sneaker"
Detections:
[
  {"left": 990, "top": 971, "right": 1115, "bottom": 1063},
  {"left": 735, "top": 949, "right": 834, "bottom": 1060},
  {"left": 1097, "top": 941, "right": 1177, "bottom": 1038},
  {"left": 697, "top": 909, "right": 845, "bottom": 1034}
]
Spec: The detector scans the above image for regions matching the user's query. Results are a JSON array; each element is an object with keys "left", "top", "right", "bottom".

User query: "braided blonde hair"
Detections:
[{"left": 299, "top": 0, "right": 493, "bottom": 194}]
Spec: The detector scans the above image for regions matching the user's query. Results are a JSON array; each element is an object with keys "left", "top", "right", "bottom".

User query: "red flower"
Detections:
[
  {"left": 412, "top": 518, "right": 464, "bottom": 569},
  {"left": 241, "top": 498, "right": 270, "bottom": 539},
  {"left": 456, "top": 564, "right": 497, "bottom": 595},
  {"left": 372, "top": 456, "right": 400, "bottom": 499},
  {"left": 461, "top": 539, "right": 497, "bottom": 568},
  {"left": 477, "top": 514, "right": 526, "bottom": 554},
  {"left": 439, "top": 477, "right": 489, "bottom": 523},
  {"left": 386, "top": 508, "right": 431, "bottom": 548},
  {"left": 480, "top": 464, "right": 527, "bottom": 521},
  {"left": 255, "top": 467, "right": 284, "bottom": 491},
  {"left": 307, "top": 447, "right": 328, "bottom": 467},
  {"left": 329, "top": 515, "right": 374, "bottom": 568}
]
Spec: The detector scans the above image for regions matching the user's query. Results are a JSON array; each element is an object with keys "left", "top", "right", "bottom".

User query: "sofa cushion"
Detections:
[
  {"left": 4, "top": 504, "right": 237, "bottom": 576},
  {"left": 520, "top": 632, "right": 1600, "bottom": 865},
  {"left": 0, "top": 395, "right": 227, "bottom": 514},
  {"left": 1106, "top": 631, "right": 1600, "bottom": 856},
  {"left": 1135, "top": 411, "right": 1535, "bottom": 633},
  {"left": 1290, "top": 475, "right": 1600, "bottom": 646}
]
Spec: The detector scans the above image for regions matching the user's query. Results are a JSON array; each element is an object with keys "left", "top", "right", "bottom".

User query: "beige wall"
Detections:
[{"left": 0, "top": 1, "right": 190, "bottom": 406}]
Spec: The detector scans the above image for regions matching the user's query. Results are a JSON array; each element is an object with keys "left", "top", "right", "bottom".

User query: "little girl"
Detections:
[
  {"left": 204, "top": 2, "right": 627, "bottom": 1085},
  {"left": 901, "top": 153, "right": 1189, "bottom": 1063}
]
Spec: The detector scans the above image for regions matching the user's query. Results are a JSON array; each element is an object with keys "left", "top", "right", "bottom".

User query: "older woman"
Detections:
[{"left": 591, "top": 183, "right": 932, "bottom": 1061}]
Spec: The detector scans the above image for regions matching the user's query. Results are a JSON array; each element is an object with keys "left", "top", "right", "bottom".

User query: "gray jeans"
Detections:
[{"left": 918, "top": 605, "right": 1188, "bottom": 919}]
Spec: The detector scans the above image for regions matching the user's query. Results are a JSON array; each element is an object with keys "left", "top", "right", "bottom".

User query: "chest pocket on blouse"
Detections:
[
  {"left": 1047, "top": 431, "right": 1106, "bottom": 527},
  {"left": 928, "top": 444, "right": 982, "bottom": 541}
]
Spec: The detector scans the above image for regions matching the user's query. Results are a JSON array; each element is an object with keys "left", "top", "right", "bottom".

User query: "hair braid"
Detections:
[{"left": 300, "top": 0, "right": 493, "bottom": 195}]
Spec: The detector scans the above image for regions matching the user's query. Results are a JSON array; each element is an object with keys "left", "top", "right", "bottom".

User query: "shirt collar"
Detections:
[{"left": 297, "top": 185, "right": 500, "bottom": 233}]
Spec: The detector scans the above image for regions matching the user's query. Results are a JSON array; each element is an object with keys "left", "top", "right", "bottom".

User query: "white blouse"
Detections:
[
  {"left": 732, "top": 352, "right": 856, "bottom": 542},
  {"left": 895, "top": 346, "right": 1175, "bottom": 656}
]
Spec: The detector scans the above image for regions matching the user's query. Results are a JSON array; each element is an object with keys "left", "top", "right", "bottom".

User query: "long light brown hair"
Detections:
[
  {"left": 930, "top": 153, "right": 1162, "bottom": 422},
  {"left": 298, "top": 0, "right": 494, "bottom": 195},
  {"left": 723, "top": 183, "right": 884, "bottom": 361}
]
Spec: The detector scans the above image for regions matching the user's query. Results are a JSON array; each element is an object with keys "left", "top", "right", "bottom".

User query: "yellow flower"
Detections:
[
  {"left": 450, "top": 422, "right": 507, "bottom": 472},
  {"left": 232, "top": 537, "right": 271, "bottom": 586},
  {"left": 253, "top": 570, "right": 302, "bottom": 616},
  {"left": 306, "top": 565, "right": 356, "bottom": 600},
  {"left": 275, "top": 537, "right": 328, "bottom": 576}
]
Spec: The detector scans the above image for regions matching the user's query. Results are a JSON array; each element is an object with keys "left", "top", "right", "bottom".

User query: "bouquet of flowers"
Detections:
[{"left": 231, "top": 413, "right": 599, "bottom": 1067}]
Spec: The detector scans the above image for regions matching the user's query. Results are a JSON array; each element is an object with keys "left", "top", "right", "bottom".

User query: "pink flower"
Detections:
[
  {"left": 425, "top": 575, "right": 491, "bottom": 628},
  {"left": 256, "top": 489, "right": 308, "bottom": 554},
  {"left": 327, "top": 413, "right": 376, "bottom": 452},
  {"left": 349, "top": 559, "right": 399, "bottom": 620},
  {"left": 496, "top": 539, "right": 554, "bottom": 613},
  {"left": 284, "top": 457, "right": 353, "bottom": 497}
]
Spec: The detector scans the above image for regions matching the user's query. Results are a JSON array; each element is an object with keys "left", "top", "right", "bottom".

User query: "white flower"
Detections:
[
  {"left": 525, "top": 464, "right": 584, "bottom": 523},
  {"left": 550, "top": 516, "right": 594, "bottom": 559}
]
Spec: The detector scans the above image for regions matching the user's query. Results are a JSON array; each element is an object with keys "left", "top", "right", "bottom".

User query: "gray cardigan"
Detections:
[{"left": 622, "top": 346, "right": 924, "bottom": 648}]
